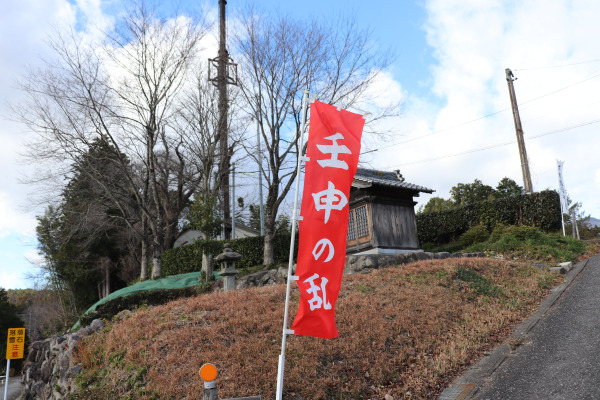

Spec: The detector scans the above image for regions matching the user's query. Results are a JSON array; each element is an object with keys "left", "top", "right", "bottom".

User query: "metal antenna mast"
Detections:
[
  {"left": 209, "top": 0, "right": 238, "bottom": 239},
  {"left": 505, "top": 68, "right": 533, "bottom": 194}
]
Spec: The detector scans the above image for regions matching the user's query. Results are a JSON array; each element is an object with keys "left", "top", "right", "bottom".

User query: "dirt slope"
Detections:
[{"left": 74, "top": 258, "right": 561, "bottom": 400}]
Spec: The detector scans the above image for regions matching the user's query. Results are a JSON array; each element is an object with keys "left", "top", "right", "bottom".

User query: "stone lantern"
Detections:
[{"left": 214, "top": 243, "right": 242, "bottom": 291}]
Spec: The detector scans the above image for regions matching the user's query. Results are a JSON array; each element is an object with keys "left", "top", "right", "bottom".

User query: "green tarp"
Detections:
[{"left": 71, "top": 271, "right": 219, "bottom": 331}]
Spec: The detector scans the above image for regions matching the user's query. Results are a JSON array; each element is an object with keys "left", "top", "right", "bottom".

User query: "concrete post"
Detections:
[
  {"left": 215, "top": 244, "right": 242, "bottom": 291},
  {"left": 202, "top": 387, "right": 218, "bottom": 400},
  {"left": 202, "top": 252, "right": 214, "bottom": 282}
]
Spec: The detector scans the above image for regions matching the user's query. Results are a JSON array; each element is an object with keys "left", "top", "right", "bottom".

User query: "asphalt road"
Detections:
[
  {"left": 1, "top": 375, "right": 24, "bottom": 400},
  {"left": 475, "top": 254, "right": 600, "bottom": 399}
]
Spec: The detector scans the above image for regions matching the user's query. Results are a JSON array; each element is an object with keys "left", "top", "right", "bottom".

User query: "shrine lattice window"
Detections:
[{"left": 347, "top": 205, "right": 370, "bottom": 242}]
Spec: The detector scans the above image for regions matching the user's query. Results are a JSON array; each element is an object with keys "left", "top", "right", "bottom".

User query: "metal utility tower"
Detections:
[
  {"left": 505, "top": 68, "right": 533, "bottom": 194},
  {"left": 209, "top": 0, "right": 238, "bottom": 239}
]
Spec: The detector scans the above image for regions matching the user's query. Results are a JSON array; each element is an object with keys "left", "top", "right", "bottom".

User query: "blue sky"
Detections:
[
  {"left": 1, "top": 0, "right": 600, "bottom": 289},
  {"left": 253, "top": 0, "right": 436, "bottom": 98}
]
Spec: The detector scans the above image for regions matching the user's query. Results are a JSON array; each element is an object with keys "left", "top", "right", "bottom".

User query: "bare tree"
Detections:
[
  {"left": 14, "top": 3, "right": 211, "bottom": 279},
  {"left": 172, "top": 77, "right": 220, "bottom": 208},
  {"left": 233, "top": 9, "right": 397, "bottom": 265}
]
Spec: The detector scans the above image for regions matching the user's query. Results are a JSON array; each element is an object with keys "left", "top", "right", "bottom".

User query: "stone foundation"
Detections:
[
  {"left": 344, "top": 251, "right": 486, "bottom": 275},
  {"left": 228, "top": 251, "right": 485, "bottom": 289},
  {"left": 21, "top": 319, "right": 105, "bottom": 400}
]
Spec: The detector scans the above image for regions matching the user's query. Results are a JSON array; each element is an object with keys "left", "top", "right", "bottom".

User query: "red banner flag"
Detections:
[{"left": 291, "top": 100, "right": 364, "bottom": 339}]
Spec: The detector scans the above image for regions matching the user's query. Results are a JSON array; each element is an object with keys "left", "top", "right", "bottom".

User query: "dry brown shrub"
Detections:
[{"left": 75, "top": 258, "right": 561, "bottom": 399}]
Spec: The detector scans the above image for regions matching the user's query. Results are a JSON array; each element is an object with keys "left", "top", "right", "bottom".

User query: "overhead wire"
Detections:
[
  {"left": 392, "top": 118, "right": 600, "bottom": 167},
  {"left": 360, "top": 107, "right": 510, "bottom": 155},
  {"left": 518, "top": 70, "right": 600, "bottom": 107},
  {"left": 361, "top": 69, "right": 600, "bottom": 155},
  {"left": 515, "top": 58, "right": 600, "bottom": 71}
]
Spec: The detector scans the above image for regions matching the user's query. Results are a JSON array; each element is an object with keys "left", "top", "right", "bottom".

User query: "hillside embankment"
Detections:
[
  {"left": 67, "top": 258, "right": 563, "bottom": 399},
  {"left": 22, "top": 227, "right": 598, "bottom": 399}
]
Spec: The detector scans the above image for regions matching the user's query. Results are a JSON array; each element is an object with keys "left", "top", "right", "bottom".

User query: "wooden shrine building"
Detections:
[{"left": 347, "top": 168, "right": 434, "bottom": 254}]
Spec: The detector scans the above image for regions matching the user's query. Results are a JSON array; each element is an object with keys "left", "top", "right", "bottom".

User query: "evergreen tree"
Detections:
[
  {"left": 248, "top": 204, "right": 262, "bottom": 232},
  {"left": 36, "top": 139, "right": 133, "bottom": 312},
  {"left": 419, "top": 177, "right": 525, "bottom": 214},
  {"left": 496, "top": 177, "right": 524, "bottom": 197},
  {"left": 0, "top": 288, "right": 24, "bottom": 338},
  {"left": 186, "top": 194, "right": 224, "bottom": 239},
  {"left": 418, "top": 197, "right": 455, "bottom": 214},
  {"left": 450, "top": 179, "right": 496, "bottom": 206},
  {"left": 275, "top": 214, "right": 292, "bottom": 236},
  {"left": 0, "top": 288, "right": 25, "bottom": 372}
]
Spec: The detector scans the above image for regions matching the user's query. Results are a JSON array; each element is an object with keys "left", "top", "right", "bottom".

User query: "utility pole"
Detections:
[
  {"left": 557, "top": 160, "right": 568, "bottom": 236},
  {"left": 231, "top": 164, "right": 236, "bottom": 239},
  {"left": 209, "top": 0, "right": 237, "bottom": 239},
  {"left": 571, "top": 209, "right": 580, "bottom": 239},
  {"left": 505, "top": 68, "right": 533, "bottom": 194}
]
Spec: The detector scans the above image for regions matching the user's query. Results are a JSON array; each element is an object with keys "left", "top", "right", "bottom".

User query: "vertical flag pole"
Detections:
[
  {"left": 3, "top": 359, "right": 10, "bottom": 400},
  {"left": 276, "top": 89, "right": 310, "bottom": 400}
]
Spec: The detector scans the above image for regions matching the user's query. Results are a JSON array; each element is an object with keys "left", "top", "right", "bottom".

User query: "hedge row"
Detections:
[
  {"left": 162, "top": 234, "right": 299, "bottom": 276},
  {"left": 417, "top": 190, "right": 561, "bottom": 245}
]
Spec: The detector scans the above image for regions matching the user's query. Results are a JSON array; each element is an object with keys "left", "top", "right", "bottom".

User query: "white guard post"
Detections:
[
  {"left": 275, "top": 89, "right": 312, "bottom": 400},
  {"left": 3, "top": 359, "right": 10, "bottom": 400}
]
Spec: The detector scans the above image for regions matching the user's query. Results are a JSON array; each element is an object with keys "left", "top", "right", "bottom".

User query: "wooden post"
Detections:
[
  {"left": 506, "top": 68, "right": 533, "bottom": 194},
  {"left": 105, "top": 260, "right": 110, "bottom": 297},
  {"left": 202, "top": 253, "right": 214, "bottom": 282}
]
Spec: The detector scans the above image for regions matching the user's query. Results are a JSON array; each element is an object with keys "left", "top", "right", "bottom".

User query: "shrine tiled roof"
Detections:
[{"left": 353, "top": 168, "right": 434, "bottom": 193}]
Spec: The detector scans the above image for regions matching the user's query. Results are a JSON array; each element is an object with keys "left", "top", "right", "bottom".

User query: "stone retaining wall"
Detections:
[
  {"left": 21, "top": 319, "right": 105, "bottom": 400},
  {"left": 227, "top": 251, "right": 486, "bottom": 290},
  {"left": 345, "top": 251, "right": 486, "bottom": 275}
]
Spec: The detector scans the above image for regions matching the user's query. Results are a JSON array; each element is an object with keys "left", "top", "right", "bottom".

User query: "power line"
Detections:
[
  {"left": 394, "top": 140, "right": 514, "bottom": 167},
  {"left": 519, "top": 70, "right": 600, "bottom": 106},
  {"left": 515, "top": 58, "right": 600, "bottom": 71},
  {"left": 529, "top": 118, "right": 600, "bottom": 138},
  {"left": 361, "top": 70, "right": 600, "bottom": 155},
  {"left": 360, "top": 107, "right": 510, "bottom": 155},
  {"left": 392, "top": 118, "right": 600, "bottom": 167}
]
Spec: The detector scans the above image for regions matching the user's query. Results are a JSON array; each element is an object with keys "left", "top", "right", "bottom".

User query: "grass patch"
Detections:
[
  {"left": 73, "top": 258, "right": 564, "bottom": 399},
  {"left": 425, "top": 224, "right": 592, "bottom": 263},
  {"left": 454, "top": 267, "right": 502, "bottom": 298},
  {"left": 467, "top": 225, "right": 589, "bottom": 262}
]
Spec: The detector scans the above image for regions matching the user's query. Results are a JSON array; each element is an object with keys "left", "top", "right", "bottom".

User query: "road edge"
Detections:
[{"left": 438, "top": 257, "right": 591, "bottom": 400}]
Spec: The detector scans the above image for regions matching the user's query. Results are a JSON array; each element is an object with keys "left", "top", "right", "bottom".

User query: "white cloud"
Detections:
[
  {"left": 24, "top": 248, "right": 45, "bottom": 267},
  {"left": 0, "top": 0, "right": 116, "bottom": 281},
  {"left": 0, "top": 193, "right": 37, "bottom": 238},
  {"left": 0, "top": 233, "right": 40, "bottom": 289},
  {"left": 0, "top": 1, "right": 80, "bottom": 241},
  {"left": 0, "top": 271, "right": 23, "bottom": 290},
  {"left": 72, "top": 0, "right": 113, "bottom": 31},
  {"left": 370, "top": 0, "right": 600, "bottom": 216},
  {"left": 0, "top": 0, "right": 219, "bottom": 237}
]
